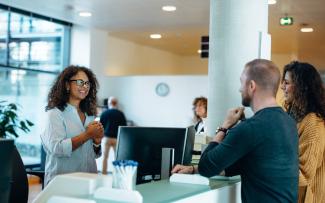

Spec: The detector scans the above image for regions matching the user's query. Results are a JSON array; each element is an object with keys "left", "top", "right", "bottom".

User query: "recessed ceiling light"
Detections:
[
  {"left": 268, "top": 0, "right": 277, "bottom": 5},
  {"left": 197, "top": 49, "right": 202, "bottom": 54},
  {"left": 150, "top": 34, "right": 162, "bottom": 39},
  {"left": 79, "top": 11, "right": 92, "bottom": 17},
  {"left": 300, "top": 27, "right": 314, "bottom": 32},
  {"left": 162, "top": 6, "right": 177, "bottom": 12}
]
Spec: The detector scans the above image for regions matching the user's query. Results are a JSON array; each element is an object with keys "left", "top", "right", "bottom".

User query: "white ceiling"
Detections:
[{"left": 3, "top": 0, "right": 325, "bottom": 69}]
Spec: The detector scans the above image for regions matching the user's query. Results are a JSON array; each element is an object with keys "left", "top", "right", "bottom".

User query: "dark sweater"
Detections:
[
  {"left": 100, "top": 108, "right": 127, "bottom": 138},
  {"left": 198, "top": 107, "right": 299, "bottom": 203}
]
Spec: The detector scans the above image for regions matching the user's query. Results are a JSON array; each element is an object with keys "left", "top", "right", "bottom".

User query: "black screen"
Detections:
[{"left": 116, "top": 126, "right": 195, "bottom": 184}]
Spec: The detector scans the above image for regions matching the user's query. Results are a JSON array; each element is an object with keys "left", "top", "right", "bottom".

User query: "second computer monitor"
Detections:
[{"left": 116, "top": 126, "right": 195, "bottom": 184}]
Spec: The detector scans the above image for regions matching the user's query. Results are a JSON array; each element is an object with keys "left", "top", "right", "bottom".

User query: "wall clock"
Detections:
[{"left": 155, "top": 82, "right": 170, "bottom": 97}]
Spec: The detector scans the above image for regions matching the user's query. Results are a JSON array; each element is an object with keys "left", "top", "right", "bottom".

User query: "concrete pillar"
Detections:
[{"left": 207, "top": 0, "right": 269, "bottom": 136}]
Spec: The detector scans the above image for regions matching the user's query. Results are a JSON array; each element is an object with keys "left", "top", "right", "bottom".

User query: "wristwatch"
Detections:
[{"left": 216, "top": 127, "right": 228, "bottom": 134}]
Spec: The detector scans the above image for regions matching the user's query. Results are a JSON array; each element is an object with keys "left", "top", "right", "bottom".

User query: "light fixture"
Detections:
[
  {"left": 300, "top": 23, "right": 314, "bottom": 32},
  {"left": 300, "top": 27, "right": 314, "bottom": 32},
  {"left": 268, "top": 0, "right": 277, "bottom": 5},
  {"left": 150, "top": 34, "right": 162, "bottom": 39},
  {"left": 197, "top": 49, "right": 202, "bottom": 54},
  {"left": 162, "top": 6, "right": 177, "bottom": 12},
  {"left": 79, "top": 11, "right": 92, "bottom": 17}
]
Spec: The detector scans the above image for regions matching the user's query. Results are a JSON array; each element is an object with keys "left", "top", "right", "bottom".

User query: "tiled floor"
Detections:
[{"left": 28, "top": 176, "right": 42, "bottom": 203}]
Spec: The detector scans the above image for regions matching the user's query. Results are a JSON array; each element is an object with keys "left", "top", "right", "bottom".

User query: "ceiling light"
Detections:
[
  {"left": 197, "top": 49, "right": 202, "bottom": 54},
  {"left": 79, "top": 11, "right": 92, "bottom": 17},
  {"left": 150, "top": 34, "right": 162, "bottom": 39},
  {"left": 162, "top": 6, "right": 177, "bottom": 12},
  {"left": 268, "top": 0, "right": 277, "bottom": 5},
  {"left": 300, "top": 27, "right": 314, "bottom": 32}
]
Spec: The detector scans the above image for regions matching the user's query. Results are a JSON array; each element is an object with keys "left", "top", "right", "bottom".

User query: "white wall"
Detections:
[{"left": 101, "top": 75, "right": 208, "bottom": 127}]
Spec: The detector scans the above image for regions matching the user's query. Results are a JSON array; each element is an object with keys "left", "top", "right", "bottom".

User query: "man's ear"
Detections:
[{"left": 249, "top": 80, "right": 256, "bottom": 92}]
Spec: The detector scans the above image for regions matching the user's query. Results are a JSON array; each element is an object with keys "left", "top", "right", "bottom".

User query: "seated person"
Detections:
[{"left": 192, "top": 97, "right": 208, "bottom": 135}]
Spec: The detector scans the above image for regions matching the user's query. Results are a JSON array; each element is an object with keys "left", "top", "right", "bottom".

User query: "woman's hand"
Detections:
[
  {"left": 72, "top": 121, "right": 104, "bottom": 151},
  {"left": 86, "top": 121, "right": 104, "bottom": 140}
]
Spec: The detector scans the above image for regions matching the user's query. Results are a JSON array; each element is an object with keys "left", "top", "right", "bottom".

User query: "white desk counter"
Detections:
[{"left": 33, "top": 173, "right": 241, "bottom": 203}]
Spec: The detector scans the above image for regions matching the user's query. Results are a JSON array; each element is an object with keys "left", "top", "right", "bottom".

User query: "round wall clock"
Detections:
[{"left": 155, "top": 82, "right": 170, "bottom": 97}]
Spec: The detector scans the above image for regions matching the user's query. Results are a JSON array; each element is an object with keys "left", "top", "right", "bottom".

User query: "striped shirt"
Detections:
[{"left": 41, "top": 104, "right": 100, "bottom": 186}]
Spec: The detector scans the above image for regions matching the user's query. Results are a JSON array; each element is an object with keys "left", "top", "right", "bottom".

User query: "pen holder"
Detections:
[{"left": 112, "top": 160, "right": 138, "bottom": 191}]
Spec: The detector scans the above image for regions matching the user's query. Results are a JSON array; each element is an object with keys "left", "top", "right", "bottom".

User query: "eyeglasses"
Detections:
[{"left": 70, "top": 79, "right": 91, "bottom": 88}]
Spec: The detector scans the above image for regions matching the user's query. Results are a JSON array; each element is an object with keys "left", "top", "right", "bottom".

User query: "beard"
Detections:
[{"left": 241, "top": 92, "right": 251, "bottom": 107}]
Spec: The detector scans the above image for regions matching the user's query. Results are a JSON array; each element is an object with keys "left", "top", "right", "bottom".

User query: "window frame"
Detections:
[{"left": 0, "top": 3, "right": 72, "bottom": 74}]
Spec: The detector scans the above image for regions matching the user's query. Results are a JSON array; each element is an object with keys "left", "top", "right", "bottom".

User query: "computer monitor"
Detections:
[
  {"left": 116, "top": 126, "right": 195, "bottom": 184},
  {"left": 0, "top": 139, "right": 14, "bottom": 203}
]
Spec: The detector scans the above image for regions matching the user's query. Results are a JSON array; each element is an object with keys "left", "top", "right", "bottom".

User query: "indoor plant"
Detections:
[{"left": 0, "top": 100, "right": 34, "bottom": 138}]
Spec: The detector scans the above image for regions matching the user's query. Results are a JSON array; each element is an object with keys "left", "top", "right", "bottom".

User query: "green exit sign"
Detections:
[{"left": 280, "top": 17, "right": 294, "bottom": 25}]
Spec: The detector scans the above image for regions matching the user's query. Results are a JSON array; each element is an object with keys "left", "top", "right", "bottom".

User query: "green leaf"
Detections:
[
  {"left": 20, "top": 121, "right": 31, "bottom": 133},
  {"left": 20, "top": 121, "right": 27, "bottom": 129},
  {"left": 0, "top": 101, "right": 33, "bottom": 139},
  {"left": 8, "top": 103, "right": 17, "bottom": 110},
  {"left": 26, "top": 120, "right": 34, "bottom": 126},
  {"left": 5, "top": 125, "right": 19, "bottom": 138}
]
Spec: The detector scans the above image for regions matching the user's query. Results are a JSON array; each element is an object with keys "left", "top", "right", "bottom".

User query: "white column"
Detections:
[
  {"left": 70, "top": 25, "right": 91, "bottom": 67},
  {"left": 70, "top": 27, "right": 110, "bottom": 101},
  {"left": 207, "top": 0, "right": 269, "bottom": 136}
]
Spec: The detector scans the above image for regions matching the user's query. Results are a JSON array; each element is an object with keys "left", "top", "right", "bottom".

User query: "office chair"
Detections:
[
  {"left": 0, "top": 139, "right": 14, "bottom": 203},
  {"left": 10, "top": 146, "right": 29, "bottom": 203}
]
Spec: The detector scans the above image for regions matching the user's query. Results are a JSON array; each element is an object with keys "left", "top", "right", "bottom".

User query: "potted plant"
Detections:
[{"left": 0, "top": 101, "right": 33, "bottom": 138}]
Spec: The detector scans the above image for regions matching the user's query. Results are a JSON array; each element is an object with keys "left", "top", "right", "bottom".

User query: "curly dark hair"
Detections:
[
  {"left": 46, "top": 65, "right": 99, "bottom": 115},
  {"left": 192, "top": 96, "right": 207, "bottom": 121},
  {"left": 282, "top": 61, "right": 325, "bottom": 122}
]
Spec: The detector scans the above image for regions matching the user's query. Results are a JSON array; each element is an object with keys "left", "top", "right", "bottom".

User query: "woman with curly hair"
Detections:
[
  {"left": 281, "top": 61, "right": 325, "bottom": 203},
  {"left": 41, "top": 65, "right": 104, "bottom": 186},
  {"left": 192, "top": 96, "right": 208, "bottom": 134}
]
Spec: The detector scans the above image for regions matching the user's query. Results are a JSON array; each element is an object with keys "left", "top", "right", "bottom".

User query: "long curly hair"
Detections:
[
  {"left": 282, "top": 61, "right": 325, "bottom": 122},
  {"left": 46, "top": 65, "right": 99, "bottom": 115}
]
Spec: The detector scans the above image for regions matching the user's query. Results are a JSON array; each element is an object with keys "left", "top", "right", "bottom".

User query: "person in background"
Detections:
[
  {"left": 281, "top": 61, "right": 325, "bottom": 203},
  {"left": 192, "top": 96, "right": 208, "bottom": 134},
  {"left": 172, "top": 59, "right": 299, "bottom": 203},
  {"left": 100, "top": 97, "right": 127, "bottom": 174},
  {"left": 41, "top": 65, "right": 104, "bottom": 186}
]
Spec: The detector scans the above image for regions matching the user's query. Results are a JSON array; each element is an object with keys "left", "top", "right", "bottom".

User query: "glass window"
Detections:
[
  {"left": 0, "top": 6, "right": 71, "bottom": 72},
  {"left": 0, "top": 68, "right": 57, "bottom": 163},
  {"left": 0, "top": 9, "right": 8, "bottom": 65},
  {"left": 0, "top": 4, "right": 72, "bottom": 164}
]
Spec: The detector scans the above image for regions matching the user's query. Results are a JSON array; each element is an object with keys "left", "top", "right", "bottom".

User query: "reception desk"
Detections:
[{"left": 33, "top": 173, "right": 241, "bottom": 203}]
